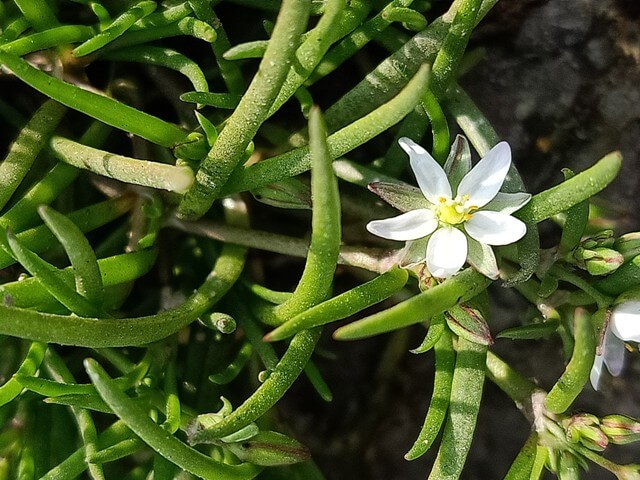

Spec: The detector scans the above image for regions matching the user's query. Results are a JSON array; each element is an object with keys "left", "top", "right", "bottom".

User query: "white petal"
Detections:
[
  {"left": 602, "top": 327, "right": 626, "bottom": 376},
  {"left": 399, "top": 137, "right": 452, "bottom": 203},
  {"left": 366, "top": 209, "right": 437, "bottom": 241},
  {"left": 465, "top": 211, "right": 527, "bottom": 246},
  {"left": 457, "top": 141, "right": 511, "bottom": 207},
  {"left": 610, "top": 301, "right": 640, "bottom": 342},
  {"left": 426, "top": 227, "right": 467, "bottom": 278},
  {"left": 483, "top": 192, "right": 531, "bottom": 214},
  {"left": 590, "top": 354, "right": 604, "bottom": 391}
]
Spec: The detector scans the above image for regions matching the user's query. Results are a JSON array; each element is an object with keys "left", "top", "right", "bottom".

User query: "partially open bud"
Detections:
[
  {"left": 562, "top": 413, "right": 608, "bottom": 451},
  {"left": 574, "top": 247, "right": 624, "bottom": 276},
  {"left": 601, "top": 414, "right": 640, "bottom": 445},
  {"left": 614, "top": 232, "right": 640, "bottom": 261},
  {"left": 582, "top": 230, "right": 615, "bottom": 249}
]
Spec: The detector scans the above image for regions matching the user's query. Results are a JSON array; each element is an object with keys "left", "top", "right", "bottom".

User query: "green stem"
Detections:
[
  {"left": 485, "top": 351, "right": 538, "bottom": 407},
  {"left": 168, "top": 218, "right": 394, "bottom": 273}
]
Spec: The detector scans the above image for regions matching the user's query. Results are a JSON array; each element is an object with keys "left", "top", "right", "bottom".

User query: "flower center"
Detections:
[{"left": 436, "top": 196, "right": 477, "bottom": 225}]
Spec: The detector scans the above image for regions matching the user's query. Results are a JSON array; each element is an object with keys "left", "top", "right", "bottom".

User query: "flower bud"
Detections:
[
  {"left": 444, "top": 304, "right": 493, "bottom": 345},
  {"left": 563, "top": 413, "right": 608, "bottom": 451},
  {"left": 582, "top": 230, "right": 615, "bottom": 249},
  {"left": 574, "top": 247, "right": 624, "bottom": 276},
  {"left": 601, "top": 414, "right": 640, "bottom": 445},
  {"left": 614, "top": 233, "right": 640, "bottom": 261},
  {"left": 225, "top": 431, "right": 311, "bottom": 466}
]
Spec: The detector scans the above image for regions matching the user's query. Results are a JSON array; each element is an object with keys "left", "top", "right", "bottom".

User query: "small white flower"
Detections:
[
  {"left": 366, "top": 137, "right": 529, "bottom": 279},
  {"left": 590, "top": 301, "right": 640, "bottom": 390}
]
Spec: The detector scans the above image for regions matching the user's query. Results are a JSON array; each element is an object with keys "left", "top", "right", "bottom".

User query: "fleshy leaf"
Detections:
[{"left": 497, "top": 320, "right": 560, "bottom": 340}]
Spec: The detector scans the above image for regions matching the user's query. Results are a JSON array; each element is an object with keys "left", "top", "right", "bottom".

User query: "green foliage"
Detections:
[{"left": 0, "top": 0, "right": 634, "bottom": 478}]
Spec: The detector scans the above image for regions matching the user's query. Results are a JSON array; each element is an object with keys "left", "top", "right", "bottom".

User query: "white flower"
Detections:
[
  {"left": 590, "top": 301, "right": 640, "bottom": 390},
  {"left": 366, "top": 137, "right": 529, "bottom": 279}
]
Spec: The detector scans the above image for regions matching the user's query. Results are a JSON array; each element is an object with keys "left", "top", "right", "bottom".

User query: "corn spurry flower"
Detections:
[
  {"left": 367, "top": 136, "right": 530, "bottom": 279},
  {"left": 590, "top": 300, "right": 640, "bottom": 390}
]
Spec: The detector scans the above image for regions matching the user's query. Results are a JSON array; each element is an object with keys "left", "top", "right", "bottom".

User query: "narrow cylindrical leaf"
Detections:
[
  {"left": 0, "top": 342, "right": 47, "bottom": 407},
  {"left": 496, "top": 320, "right": 560, "bottom": 340},
  {"left": 222, "top": 64, "right": 431, "bottom": 195},
  {"left": 102, "top": 46, "right": 209, "bottom": 94},
  {"left": 545, "top": 308, "right": 596, "bottom": 414},
  {"left": 50, "top": 137, "right": 194, "bottom": 193},
  {"left": 515, "top": 152, "right": 622, "bottom": 224},
  {"left": 188, "top": 328, "right": 321, "bottom": 442},
  {"left": 559, "top": 169, "right": 589, "bottom": 254},
  {"left": 0, "top": 100, "right": 66, "bottom": 210},
  {"left": 266, "top": 268, "right": 408, "bottom": 341},
  {"left": 209, "top": 343, "right": 253, "bottom": 385},
  {"left": 427, "top": 337, "right": 486, "bottom": 480},
  {"left": 38, "top": 206, "right": 104, "bottom": 305},
  {"left": 0, "top": 250, "right": 156, "bottom": 309},
  {"left": 504, "top": 433, "right": 538, "bottom": 480},
  {"left": 411, "top": 314, "right": 446, "bottom": 354},
  {"left": 73, "top": 1, "right": 158, "bottom": 57},
  {"left": 6, "top": 231, "right": 102, "bottom": 317},
  {"left": 180, "top": 91, "right": 242, "bottom": 109},
  {"left": 0, "top": 25, "right": 93, "bottom": 56},
  {"left": 334, "top": 268, "right": 490, "bottom": 340},
  {"left": 0, "top": 234, "right": 244, "bottom": 346},
  {"left": 405, "top": 328, "right": 454, "bottom": 460},
  {"left": 178, "top": 0, "right": 312, "bottom": 219},
  {"left": 272, "top": 107, "right": 341, "bottom": 322},
  {"left": 85, "top": 359, "right": 261, "bottom": 479},
  {"left": 0, "top": 51, "right": 189, "bottom": 147}
]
